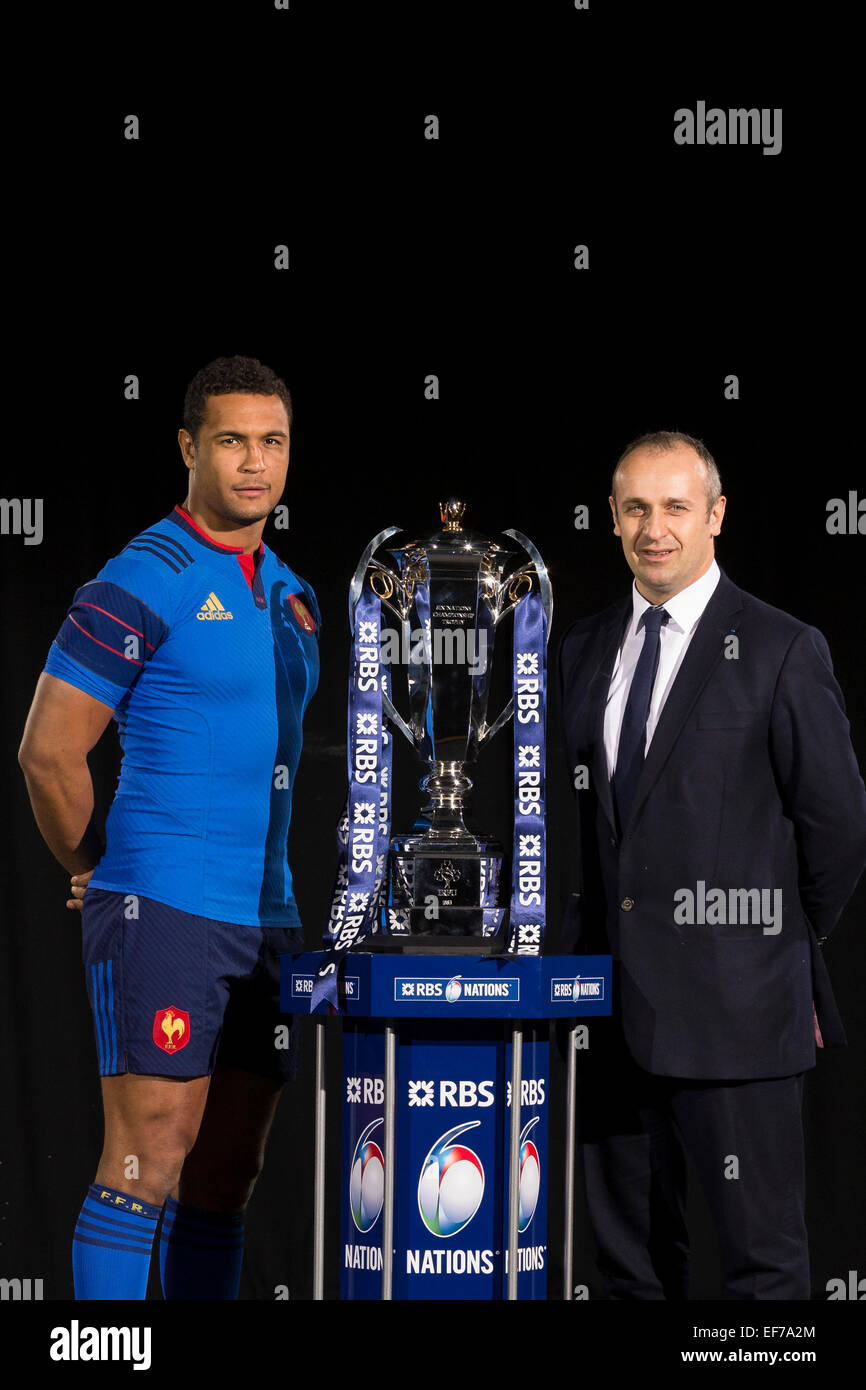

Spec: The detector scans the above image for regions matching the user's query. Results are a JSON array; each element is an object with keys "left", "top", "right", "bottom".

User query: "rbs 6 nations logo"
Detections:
[
  {"left": 518, "top": 1117, "right": 541, "bottom": 1233},
  {"left": 418, "top": 1123, "right": 485, "bottom": 1237},
  {"left": 350, "top": 1119, "right": 385, "bottom": 1234}
]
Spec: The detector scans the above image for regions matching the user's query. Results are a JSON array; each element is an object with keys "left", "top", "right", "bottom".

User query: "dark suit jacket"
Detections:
[{"left": 558, "top": 567, "right": 866, "bottom": 1079}]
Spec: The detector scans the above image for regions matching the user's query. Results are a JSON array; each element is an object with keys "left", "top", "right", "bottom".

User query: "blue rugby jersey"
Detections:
[{"left": 43, "top": 505, "right": 320, "bottom": 928}]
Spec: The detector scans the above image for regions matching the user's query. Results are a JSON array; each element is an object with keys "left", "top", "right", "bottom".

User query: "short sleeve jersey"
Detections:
[{"left": 43, "top": 505, "right": 320, "bottom": 928}]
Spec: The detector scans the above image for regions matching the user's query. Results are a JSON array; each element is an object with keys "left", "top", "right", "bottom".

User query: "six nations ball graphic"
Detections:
[
  {"left": 518, "top": 1116, "right": 541, "bottom": 1232},
  {"left": 418, "top": 1122, "right": 485, "bottom": 1237},
  {"left": 350, "top": 1118, "right": 385, "bottom": 1233},
  {"left": 352, "top": 1094, "right": 544, "bottom": 1246}
]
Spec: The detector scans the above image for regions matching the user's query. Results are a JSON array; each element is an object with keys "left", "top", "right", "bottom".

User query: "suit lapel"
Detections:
[{"left": 625, "top": 570, "right": 744, "bottom": 831}]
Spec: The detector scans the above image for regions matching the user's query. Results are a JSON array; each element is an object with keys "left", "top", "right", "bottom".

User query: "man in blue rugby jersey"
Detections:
[{"left": 18, "top": 356, "right": 320, "bottom": 1300}]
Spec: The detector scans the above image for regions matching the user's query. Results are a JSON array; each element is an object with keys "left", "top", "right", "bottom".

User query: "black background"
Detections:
[{"left": 1, "top": 0, "right": 862, "bottom": 1342}]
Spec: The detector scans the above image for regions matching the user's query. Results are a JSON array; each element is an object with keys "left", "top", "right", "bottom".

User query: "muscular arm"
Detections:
[{"left": 18, "top": 672, "right": 115, "bottom": 876}]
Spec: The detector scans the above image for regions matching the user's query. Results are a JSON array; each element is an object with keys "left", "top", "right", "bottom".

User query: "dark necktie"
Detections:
[{"left": 612, "top": 605, "right": 670, "bottom": 832}]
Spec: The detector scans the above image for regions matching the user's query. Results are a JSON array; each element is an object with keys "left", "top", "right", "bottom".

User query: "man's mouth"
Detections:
[
  {"left": 641, "top": 548, "right": 675, "bottom": 561},
  {"left": 234, "top": 486, "right": 268, "bottom": 496}
]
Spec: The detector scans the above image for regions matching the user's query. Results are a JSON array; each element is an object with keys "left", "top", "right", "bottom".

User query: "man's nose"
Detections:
[
  {"left": 242, "top": 447, "right": 266, "bottom": 471},
  {"left": 640, "top": 509, "right": 670, "bottom": 540}
]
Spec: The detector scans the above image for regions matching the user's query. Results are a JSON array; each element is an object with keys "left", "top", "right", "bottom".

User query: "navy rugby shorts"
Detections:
[{"left": 80, "top": 888, "right": 301, "bottom": 1080}]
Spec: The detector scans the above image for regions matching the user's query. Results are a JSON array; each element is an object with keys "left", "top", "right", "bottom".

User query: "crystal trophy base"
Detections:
[{"left": 372, "top": 834, "right": 507, "bottom": 954}]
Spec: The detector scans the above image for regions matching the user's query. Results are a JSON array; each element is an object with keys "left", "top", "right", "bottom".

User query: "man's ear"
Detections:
[
  {"left": 708, "top": 494, "right": 726, "bottom": 537},
  {"left": 178, "top": 428, "right": 195, "bottom": 470}
]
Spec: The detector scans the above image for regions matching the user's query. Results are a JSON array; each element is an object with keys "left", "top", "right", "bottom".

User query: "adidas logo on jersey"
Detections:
[{"left": 197, "top": 592, "right": 233, "bottom": 620}]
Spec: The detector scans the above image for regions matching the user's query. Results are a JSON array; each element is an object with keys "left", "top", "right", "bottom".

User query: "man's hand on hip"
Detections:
[{"left": 67, "top": 869, "right": 95, "bottom": 912}]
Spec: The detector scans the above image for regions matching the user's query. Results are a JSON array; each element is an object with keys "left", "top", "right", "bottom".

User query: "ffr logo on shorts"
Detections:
[{"left": 152, "top": 1005, "right": 190, "bottom": 1053}]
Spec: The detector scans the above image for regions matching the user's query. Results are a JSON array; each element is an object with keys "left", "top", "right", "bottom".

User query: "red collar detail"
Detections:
[
  {"left": 237, "top": 550, "right": 261, "bottom": 590},
  {"left": 173, "top": 505, "right": 264, "bottom": 556}
]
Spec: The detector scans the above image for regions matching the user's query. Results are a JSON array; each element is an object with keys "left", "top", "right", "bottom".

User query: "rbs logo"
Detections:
[
  {"left": 506, "top": 1078, "right": 546, "bottom": 1107},
  {"left": 441, "top": 1080, "right": 494, "bottom": 1108},
  {"left": 409, "top": 1079, "right": 494, "bottom": 1108},
  {"left": 346, "top": 1076, "right": 384, "bottom": 1104}
]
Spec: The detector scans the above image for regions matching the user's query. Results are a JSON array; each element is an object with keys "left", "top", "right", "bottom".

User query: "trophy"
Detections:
[{"left": 343, "top": 499, "right": 552, "bottom": 954}]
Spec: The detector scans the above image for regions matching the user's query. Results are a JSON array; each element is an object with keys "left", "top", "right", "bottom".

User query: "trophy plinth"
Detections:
[{"left": 386, "top": 837, "right": 507, "bottom": 948}]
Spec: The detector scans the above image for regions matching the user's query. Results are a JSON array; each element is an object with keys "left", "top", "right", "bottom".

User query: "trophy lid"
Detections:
[
  {"left": 439, "top": 498, "right": 467, "bottom": 532},
  {"left": 391, "top": 499, "right": 511, "bottom": 563}
]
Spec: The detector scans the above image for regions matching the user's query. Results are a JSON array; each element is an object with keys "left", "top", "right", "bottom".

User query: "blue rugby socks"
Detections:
[
  {"left": 72, "top": 1182, "right": 162, "bottom": 1300},
  {"left": 159, "top": 1195, "right": 245, "bottom": 1299}
]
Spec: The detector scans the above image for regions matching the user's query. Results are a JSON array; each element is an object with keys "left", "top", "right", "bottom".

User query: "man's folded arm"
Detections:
[{"left": 18, "top": 672, "right": 116, "bottom": 875}]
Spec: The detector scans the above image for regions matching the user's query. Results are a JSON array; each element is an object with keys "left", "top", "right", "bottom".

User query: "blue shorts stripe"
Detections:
[
  {"left": 90, "top": 963, "right": 105, "bottom": 1071},
  {"left": 97, "top": 961, "right": 110, "bottom": 1074},
  {"left": 106, "top": 957, "right": 117, "bottom": 1072}
]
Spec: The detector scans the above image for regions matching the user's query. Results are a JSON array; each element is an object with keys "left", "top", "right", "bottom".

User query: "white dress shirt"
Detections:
[{"left": 604, "top": 559, "right": 721, "bottom": 779}]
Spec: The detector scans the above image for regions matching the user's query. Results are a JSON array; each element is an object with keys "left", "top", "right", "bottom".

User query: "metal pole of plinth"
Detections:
[
  {"left": 313, "top": 1017, "right": 327, "bottom": 1300},
  {"left": 562, "top": 1021, "right": 578, "bottom": 1300},
  {"left": 506, "top": 1021, "right": 523, "bottom": 1301},
  {"left": 381, "top": 1021, "right": 397, "bottom": 1300}
]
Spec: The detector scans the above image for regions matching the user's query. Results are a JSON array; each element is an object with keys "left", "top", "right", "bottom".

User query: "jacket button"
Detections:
[
  {"left": 620, "top": 897, "right": 634, "bottom": 911},
  {"left": 609, "top": 836, "right": 617, "bottom": 847}
]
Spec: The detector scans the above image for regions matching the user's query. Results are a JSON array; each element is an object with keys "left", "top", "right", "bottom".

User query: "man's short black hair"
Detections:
[{"left": 183, "top": 356, "right": 293, "bottom": 443}]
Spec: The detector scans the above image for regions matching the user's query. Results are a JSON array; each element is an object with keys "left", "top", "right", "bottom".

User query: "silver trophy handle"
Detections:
[
  {"left": 350, "top": 527, "right": 418, "bottom": 749},
  {"left": 477, "top": 532, "right": 552, "bottom": 745},
  {"left": 503, "top": 528, "right": 553, "bottom": 639},
  {"left": 348, "top": 526, "right": 401, "bottom": 632},
  {"left": 382, "top": 690, "right": 416, "bottom": 749},
  {"left": 479, "top": 697, "right": 515, "bottom": 745}
]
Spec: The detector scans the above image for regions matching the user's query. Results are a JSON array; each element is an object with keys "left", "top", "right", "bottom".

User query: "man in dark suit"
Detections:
[{"left": 558, "top": 430, "right": 866, "bottom": 1299}]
